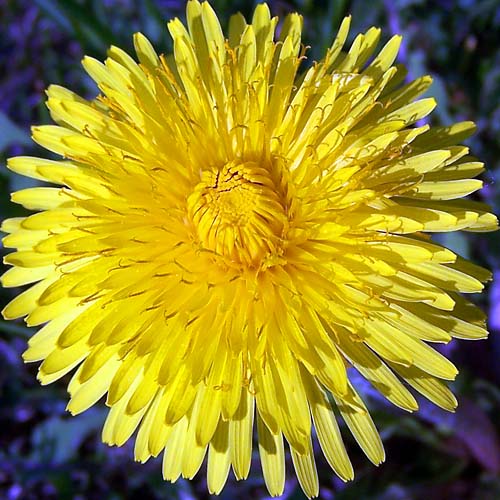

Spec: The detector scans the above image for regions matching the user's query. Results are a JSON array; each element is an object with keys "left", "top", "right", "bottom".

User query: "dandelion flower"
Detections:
[{"left": 2, "top": 1, "right": 498, "bottom": 497}]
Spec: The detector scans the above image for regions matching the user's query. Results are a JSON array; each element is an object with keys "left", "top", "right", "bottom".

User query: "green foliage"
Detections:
[{"left": 1, "top": 1, "right": 500, "bottom": 498}]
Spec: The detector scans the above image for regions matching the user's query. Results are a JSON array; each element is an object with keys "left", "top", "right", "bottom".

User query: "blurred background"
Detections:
[{"left": 1, "top": 0, "right": 500, "bottom": 499}]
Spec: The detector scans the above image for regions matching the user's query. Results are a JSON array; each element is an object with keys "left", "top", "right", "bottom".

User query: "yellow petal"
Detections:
[
  {"left": 290, "top": 437, "right": 319, "bottom": 499},
  {"left": 334, "top": 383, "right": 385, "bottom": 465},
  {"left": 257, "top": 413, "right": 285, "bottom": 497},
  {"left": 207, "top": 419, "right": 231, "bottom": 495}
]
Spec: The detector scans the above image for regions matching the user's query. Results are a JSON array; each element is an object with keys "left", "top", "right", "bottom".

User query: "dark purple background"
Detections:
[{"left": 1, "top": 1, "right": 499, "bottom": 499}]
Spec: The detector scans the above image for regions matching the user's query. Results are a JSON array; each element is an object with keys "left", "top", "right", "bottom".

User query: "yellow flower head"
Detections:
[{"left": 2, "top": 1, "right": 498, "bottom": 497}]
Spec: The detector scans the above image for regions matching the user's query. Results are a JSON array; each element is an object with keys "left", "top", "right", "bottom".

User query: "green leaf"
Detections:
[
  {"left": 0, "top": 112, "right": 31, "bottom": 152},
  {"left": 0, "top": 321, "right": 33, "bottom": 339},
  {"left": 30, "top": 410, "right": 106, "bottom": 464}
]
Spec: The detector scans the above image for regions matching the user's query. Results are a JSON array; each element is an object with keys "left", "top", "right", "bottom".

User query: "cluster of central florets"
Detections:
[{"left": 187, "top": 159, "right": 288, "bottom": 268}]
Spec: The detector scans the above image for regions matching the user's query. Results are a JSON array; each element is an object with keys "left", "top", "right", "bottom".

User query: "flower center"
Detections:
[{"left": 187, "top": 161, "right": 287, "bottom": 267}]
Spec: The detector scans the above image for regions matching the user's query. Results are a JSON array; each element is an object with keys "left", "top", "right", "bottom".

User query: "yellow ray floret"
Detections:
[{"left": 1, "top": 1, "right": 497, "bottom": 498}]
